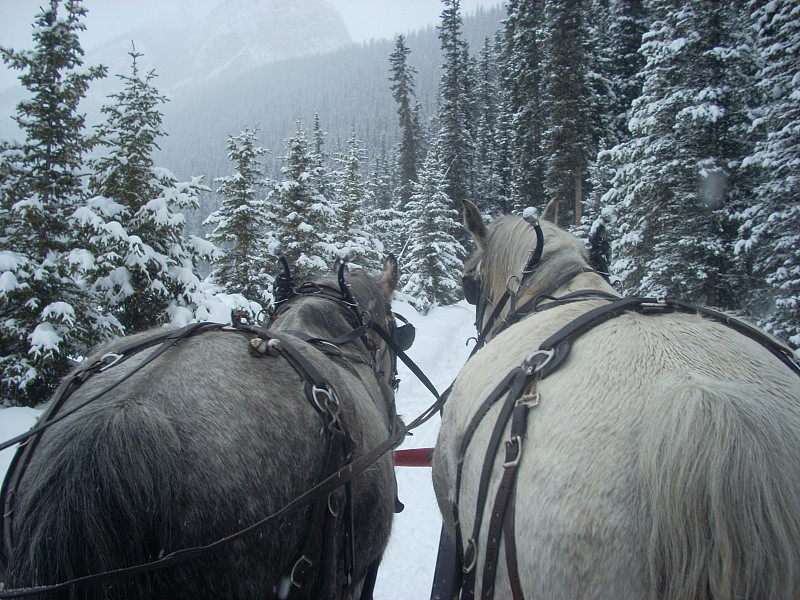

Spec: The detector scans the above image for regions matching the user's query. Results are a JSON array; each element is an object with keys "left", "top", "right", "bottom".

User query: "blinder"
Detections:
[
  {"left": 393, "top": 313, "right": 416, "bottom": 352},
  {"left": 462, "top": 273, "right": 479, "bottom": 306}
]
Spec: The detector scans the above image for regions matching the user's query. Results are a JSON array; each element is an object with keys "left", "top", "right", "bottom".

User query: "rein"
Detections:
[{"left": 0, "top": 281, "right": 443, "bottom": 599}]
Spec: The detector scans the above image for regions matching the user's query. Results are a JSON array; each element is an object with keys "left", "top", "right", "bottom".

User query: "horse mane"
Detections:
[
  {"left": 294, "top": 268, "right": 390, "bottom": 327},
  {"left": 482, "top": 215, "right": 591, "bottom": 304}
]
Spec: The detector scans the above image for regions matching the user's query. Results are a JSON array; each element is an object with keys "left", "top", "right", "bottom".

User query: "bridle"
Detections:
[{"left": 463, "top": 209, "right": 547, "bottom": 353}]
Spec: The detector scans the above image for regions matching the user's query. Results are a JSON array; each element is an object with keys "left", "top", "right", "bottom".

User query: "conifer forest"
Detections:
[{"left": 1, "top": 0, "right": 798, "bottom": 406}]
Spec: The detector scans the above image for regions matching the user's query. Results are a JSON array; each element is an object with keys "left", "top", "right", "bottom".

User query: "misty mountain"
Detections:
[
  {"left": 154, "top": 5, "right": 506, "bottom": 224},
  {"left": 91, "top": 0, "right": 352, "bottom": 95},
  {"left": 0, "top": 0, "right": 352, "bottom": 141}
]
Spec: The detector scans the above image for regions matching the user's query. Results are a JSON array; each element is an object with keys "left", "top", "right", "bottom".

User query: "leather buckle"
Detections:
[
  {"left": 290, "top": 555, "right": 313, "bottom": 588},
  {"left": 463, "top": 538, "right": 477, "bottom": 574},
  {"left": 503, "top": 436, "right": 523, "bottom": 468}
]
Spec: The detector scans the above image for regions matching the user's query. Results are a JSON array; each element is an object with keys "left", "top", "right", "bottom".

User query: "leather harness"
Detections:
[{"left": 452, "top": 292, "right": 800, "bottom": 600}]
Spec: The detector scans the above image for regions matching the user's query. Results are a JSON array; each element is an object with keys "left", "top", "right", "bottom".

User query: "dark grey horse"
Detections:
[{"left": 2, "top": 257, "right": 403, "bottom": 600}]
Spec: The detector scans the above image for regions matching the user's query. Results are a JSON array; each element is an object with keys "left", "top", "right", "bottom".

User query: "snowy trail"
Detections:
[
  {"left": 374, "top": 300, "right": 475, "bottom": 599},
  {"left": 0, "top": 301, "right": 477, "bottom": 599}
]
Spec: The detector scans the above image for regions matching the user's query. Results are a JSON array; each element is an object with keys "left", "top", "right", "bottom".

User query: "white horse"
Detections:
[{"left": 432, "top": 199, "right": 800, "bottom": 600}]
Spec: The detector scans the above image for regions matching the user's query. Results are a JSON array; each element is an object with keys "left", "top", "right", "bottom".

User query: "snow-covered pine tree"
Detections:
[
  {"left": 474, "top": 36, "right": 512, "bottom": 216},
  {"left": 401, "top": 139, "right": 465, "bottom": 313},
  {"left": 541, "top": 0, "right": 594, "bottom": 228},
  {"left": 204, "top": 127, "right": 273, "bottom": 303},
  {"left": 331, "top": 127, "right": 383, "bottom": 270},
  {"left": 369, "top": 141, "right": 407, "bottom": 259},
  {"left": 269, "top": 117, "right": 335, "bottom": 280},
  {"left": 602, "top": 0, "right": 649, "bottom": 147},
  {"left": 311, "top": 113, "right": 334, "bottom": 203},
  {"left": 389, "top": 35, "right": 421, "bottom": 209},
  {"left": 79, "top": 47, "right": 217, "bottom": 333},
  {"left": 437, "top": 0, "right": 476, "bottom": 210},
  {"left": 737, "top": 0, "right": 800, "bottom": 346},
  {"left": 501, "top": 0, "right": 546, "bottom": 211},
  {"left": 585, "top": 0, "right": 649, "bottom": 241},
  {"left": 370, "top": 139, "right": 396, "bottom": 211},
  {"left": 605, "top": 0, "right": 752, "bottom": 309},
  {"left": 0, "top": 0, "right": 116, "bottom": 406}
]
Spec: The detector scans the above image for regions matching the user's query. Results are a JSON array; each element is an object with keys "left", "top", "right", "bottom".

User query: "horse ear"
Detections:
[
  {"left": 463, "top": 200, "right": 487, "bottom": 250},
  {"left": 541, "top": 198, "right": 559, "bottom": 224},
  {"left": 381, "top": 254, "right": 399, "bottom": 301}
]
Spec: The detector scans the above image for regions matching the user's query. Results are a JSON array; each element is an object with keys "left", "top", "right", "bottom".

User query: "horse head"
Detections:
[
  {"left": 461, "top": 199, "right": 616, "bottom": 344},
  {"left": 267, "top": 253, "right": 409, "bottom": 430}
]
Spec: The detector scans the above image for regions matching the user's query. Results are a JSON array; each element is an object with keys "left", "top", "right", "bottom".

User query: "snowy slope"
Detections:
[{"left": 0, "top": 300, "right": 477, "bottom": 598}]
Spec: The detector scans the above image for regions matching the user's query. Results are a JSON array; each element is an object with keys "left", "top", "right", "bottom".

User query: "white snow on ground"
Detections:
[
  {"left": 374, "top": 300, "right": 475, "bottom": 599},
  {"left": 0, "top": 300, "right": 477, "bottom": 599}
]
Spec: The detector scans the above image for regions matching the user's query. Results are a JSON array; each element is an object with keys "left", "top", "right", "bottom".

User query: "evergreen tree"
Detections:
[
  {"left": 502, "top": 0, "right": 547, "bottom": 210},
  {"left": 586, "top": 0, "right": 649, "bottom": 234},
  {"left": 389, "top": 35, "right": 421, "bottom": 209},
  {"left": 78, "top": 47, "right": 217, "bottom": 334},
  {"left": 605, "top": 0, "right": 752, "bottom": 309},
  {"left": 737, "top": 0, "right": 800, "bottom": 346},
  {"left": 401, "top": 139, "right": 465, "bottom": 312},
  {"left": 331, "top": 127, "right": 383, "bottom": 270},
  {"left": 204, "top": 127, "right": 273, "bottom": 303},
  {"left": 369, "top": 140, "right": 407, "bottom": 259},
  {"left": 541, "top": 0, "right": 594, "bottom": 228},
  {"left": 604, "top": 0, "right": 649, "bottom": 145},
  {"left": 474, "top": 36, "right": 511, "bottom": 215},
  {"left": 269, "top": 117, "right": 334, "bottom": 279},
  {"left": 310, "top": 113, "right": 333, "bottom": 202},
  {"left": 437, "top": 0, "right": 476, "bottom": 210},
  {"left": 370, "top": 139, "right": 395, "bottom": 211},
  {"left": 0, "top": 0, "right": 115, "bottom": 406}
]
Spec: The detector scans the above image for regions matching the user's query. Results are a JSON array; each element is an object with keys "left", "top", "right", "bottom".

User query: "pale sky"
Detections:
[
  {"left": 0, "top": 0, "right": 502, "bottom": 51},
  {"left": 0, "top": 0, "right": 502, "bottom": 92}
]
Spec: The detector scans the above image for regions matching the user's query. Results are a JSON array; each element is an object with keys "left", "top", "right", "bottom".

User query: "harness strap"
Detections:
[
  {"left": 472, "top": 268, "right": 598, "bottom": 356},
  {"left": 503, "top": 485, "right": 524, "bottom": 599},
  {"left": 452, "top": 368, "right": 522, "bottom": 580},
  {"left": 526, "top": 288, "right": 619, "bottom": 314},
  {"left": 368, "top": 320, "right": 441, "bottom": 401},
  {"left": 287, "top": 426, "right": 351, "bottom": 600},
  {"left": 0, "top": 322, "right": 224, "bottom": 454},
  {"left": 481, "top": 392, "right": 536, "bottom": 600},
  {"left": 671, "top": 300, "right": 800, "bottom": 377},
  {"left": 461, "top": 368, "right": 530, "bottom": 600},
  {"left": 450, "top": 369, "right": 517, "bottom": 589}
]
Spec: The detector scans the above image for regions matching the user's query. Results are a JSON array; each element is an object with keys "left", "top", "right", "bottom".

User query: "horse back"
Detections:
[
  {"left": 434, "top": 302, "right": 800, "bottom": 599},
  {"left": 5, "top": 327, "right": 396, "bottom": 599}
]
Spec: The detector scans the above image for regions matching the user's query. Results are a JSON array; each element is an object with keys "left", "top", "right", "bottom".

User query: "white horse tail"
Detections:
[{"left": 639, "top": 376, "right": 800, "bottom": 600}]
